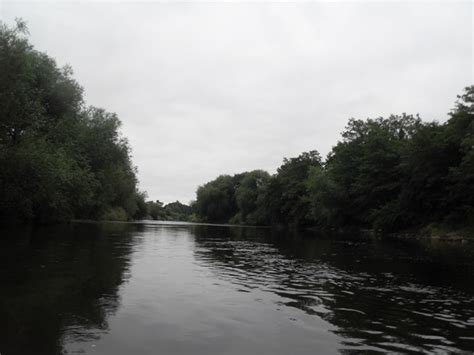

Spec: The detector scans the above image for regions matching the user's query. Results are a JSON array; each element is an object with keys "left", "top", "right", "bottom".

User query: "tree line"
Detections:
[
  {"left": 194, "top": 86, "right": 473, "bottom": 233},
  {"left": 145, "top": 200, "right": 193, "bottom": 222},
  {"left": 0, "top": 20, "right": 195, "bottom": 223},
  {"left": 0, "top": 20, "right": 150, "bottom": 222},
  {"left": 2, "top": 20, "right": 472, "bottom": 231}
]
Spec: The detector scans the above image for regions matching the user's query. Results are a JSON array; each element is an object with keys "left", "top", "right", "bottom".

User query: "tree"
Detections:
[
  {"left": 0, "top": 20, "right": 145, "bottom": 222},
  {"left": 192, "top": 87, "right": 473, "bottom": 233},
  {"left": 233, "top": 170, "right": 270, "bottom": 225},
  {"left": 261, "top": 151, "right": 322, "bottom": 227},
  {"left": 195, "top": 175, "right": 236, "bottom": 223},
  {"left": 320, "top": 115, "right": 421, "bottom": 230},
  {"left": 445, "top": 86, "right": 474, "bottom": 225}
]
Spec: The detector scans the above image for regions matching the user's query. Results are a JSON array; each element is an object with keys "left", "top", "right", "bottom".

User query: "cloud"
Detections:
[{"left": 2, "top": 1, "right": 472, "bottom": 203}]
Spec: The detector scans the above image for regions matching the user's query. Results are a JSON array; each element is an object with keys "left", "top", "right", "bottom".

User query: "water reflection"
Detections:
[
  {"left": 0, "top": 223, "right": 140, "bottom": 355},
  {"left": 191, "top": 225, "right": 474, "bottom": 353},
  {"left": 1, "top": 222, "right": 474, "bottom": 354}
]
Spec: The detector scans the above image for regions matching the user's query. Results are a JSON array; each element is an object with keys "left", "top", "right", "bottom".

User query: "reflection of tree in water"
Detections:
[
  {"left": 0, "top": 223, "right": 141, "bottom": 355},
  {"left": 191, "top": 225, "right": 474, "bottom": 353}
]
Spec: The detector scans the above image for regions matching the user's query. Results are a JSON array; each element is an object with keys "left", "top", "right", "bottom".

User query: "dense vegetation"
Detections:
[
  {"left": 194, "top": 86, "right": 474, "bottom": 233},
  {"left": 0, "top": 19, "right": 195, "bottom": 223},
  {"left": 145, "top": 200, "right": 193, "bottom": 222},
  {"left": 0, "top": 20, "right": 148, "bottom": 222},
  {"left": 2, "top": 20, "right": 472, "bottom": 231}
]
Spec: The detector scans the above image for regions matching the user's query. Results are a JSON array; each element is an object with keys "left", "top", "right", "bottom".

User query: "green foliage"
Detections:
[
  {"left": 193, "top": 170, "right": 272, "bottom": 225},
  {"left": 194, "top": 88, "right": 473, "bottom": 233},
  {"left": 133, "top": 191, "right": 149, "bottom": 220},
  {"left": 101, "top": 207, "right": 128, "bottom": 222},
  {"left": 194, "top": 153, "right": 321, "bottom": 227},
  {"left": 234, "top": 170, "right": 270, "bottom": 225},
  {"left": 195, "top": 175, "right": 237, "bottom": 223},
  {"left": 0, "top": 20, "right": 144, "bottom": 222},
  {"left": 319, "top": 114, "right": 421, "bottom": 229},
  {"left": 246, "top": 151, "right": 323, "bottom": 227},
  {"left": 268, "top": 151, "right": 322, "bottom": 226},
  {"left": 3, "top": 20, "right": 471, "bottom": 232},
  {"left": 146, "top": 200, "right": 166, "bottom": 220},
  {"left": 164, "top": 201, "right": 193, "bottom": 221},
  {"left": 142, "top": 200, "right": 193, "bottom": 222},
  {"left": 305, "top": 166, "right": 345, "bottom": 227},
  {"left": 444, "top": 87, "right": 474, "bottom": 225}
]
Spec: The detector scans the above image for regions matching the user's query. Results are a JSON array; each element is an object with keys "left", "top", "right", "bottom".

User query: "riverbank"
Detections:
[
  {"left": 351, "top": 223, "right": 474, "bottom": 242},
  {"left": 4, "top": 216, "right": 474, "bottom": 243},
  {"left": 304, "top": 223, "right": 474, "bottom": 242},
  {"left": 393, "top": 224, "right": 474, "bottom": 242}
]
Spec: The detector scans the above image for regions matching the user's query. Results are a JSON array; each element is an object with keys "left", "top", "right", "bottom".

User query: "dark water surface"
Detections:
[{"left": 1, "top": 222, "right": 474, "bottom": 354}]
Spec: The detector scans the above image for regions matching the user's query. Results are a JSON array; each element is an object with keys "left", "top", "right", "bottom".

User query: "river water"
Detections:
[{"left": 1, "top": 222, "right": 473, "bottom": 354}]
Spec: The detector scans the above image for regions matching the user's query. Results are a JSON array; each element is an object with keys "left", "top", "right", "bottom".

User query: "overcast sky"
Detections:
[{"left": 2, "top": 1, "right": 472, "bottom": 203}]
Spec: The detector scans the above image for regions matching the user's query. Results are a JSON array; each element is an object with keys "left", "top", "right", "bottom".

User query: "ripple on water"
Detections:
[{"left": 194, "top": 235, "right": 474, "bottom": 353}]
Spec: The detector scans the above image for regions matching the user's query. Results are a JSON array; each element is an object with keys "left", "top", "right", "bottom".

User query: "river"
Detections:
[{"left": 1, "top": 221, "right": 473, "bottom": 354}]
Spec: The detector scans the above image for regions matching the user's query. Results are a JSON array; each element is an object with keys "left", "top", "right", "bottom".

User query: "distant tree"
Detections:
[
  {"left": 146, "top": 200, "right": 165, "bottom": 220},
  {"left": 305, "top": 165, "right": 345, "bottom": 227},
  {"left": 233, "top": 170, "right": 270, "bottom": 225},
  {"left": 262, "top": 151, "right": 322, "bottom": 227},
  {"left": 195, "top": 175, "right": 237, "bottom": 223},
  {"left": 164, "top": 201, "right": 193, "bottom": 221}
]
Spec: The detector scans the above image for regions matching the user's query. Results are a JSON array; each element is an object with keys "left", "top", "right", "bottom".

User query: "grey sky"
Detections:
[{"left": 1, "top": 1, "right": 472, "bottom": 203}]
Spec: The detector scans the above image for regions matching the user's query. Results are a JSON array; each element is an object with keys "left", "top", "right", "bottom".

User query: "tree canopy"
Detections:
[
  {"left": 2, "top": 20, "right": 472, "bottom": 232},
  {"left": 194, "top": 86, "right": 474, "bottom": 233},
  {"left": 0, "top": 20, "right": 145, "bottom": 222}
]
